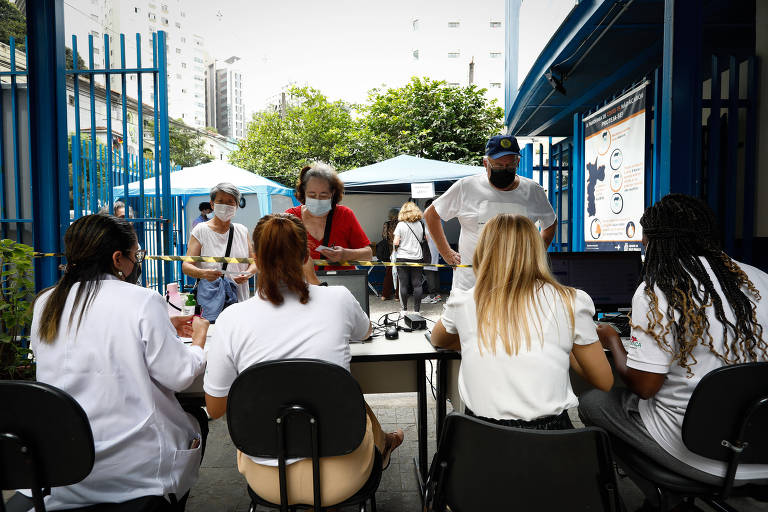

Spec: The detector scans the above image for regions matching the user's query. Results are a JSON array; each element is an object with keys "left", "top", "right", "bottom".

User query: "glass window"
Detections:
[
  {"left": 448, "top": 82, "right": 460, "bottom": 87},
  {"left": 412, "top": 49, "right": 419, "bottom": 60},
  {"left": 490, "top": 52, "right": 502, "bottom": 59},
  {"left": 448, "top": 52, "right": 460, "bottom": 58},
  {"left": 490, "top": 21, "right": 502, "bottom": 28},
  {"left": 490, "top": 82, "right": 502, "bottom": 88},
  {"left": 448, "top": 21, "right": 460, "bottom": 28},
  {"left": 412, "top": 19, "right": 419, "bottom": 31}
]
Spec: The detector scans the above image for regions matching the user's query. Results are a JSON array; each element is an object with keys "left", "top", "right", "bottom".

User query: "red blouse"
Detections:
[{"left": 285, "top": 205, "right": 371, "bottom": 271}]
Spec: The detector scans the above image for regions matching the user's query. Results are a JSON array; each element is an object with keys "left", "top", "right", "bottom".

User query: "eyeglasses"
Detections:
[{"left": 133, "top": 249, "right": 146, "bottom": 263}]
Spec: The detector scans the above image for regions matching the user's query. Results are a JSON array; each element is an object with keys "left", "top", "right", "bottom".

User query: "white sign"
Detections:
[
  {"left": 411, "top": 182, "right": 435, "bottom": 198},
  {"left": 583, "top": 83, "right": 646, "bottom": 252}
]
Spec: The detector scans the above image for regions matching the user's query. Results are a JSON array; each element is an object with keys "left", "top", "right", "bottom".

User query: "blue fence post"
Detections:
[
  {"left": 521, "top": 143, "right": 533, "bottom": 179},
  {"left": 571, "top": 113, "right": 585, "bottom": 252},
  {"left": 157, "top": 31, "right": 173, "bottom": 292},
  {"left": 27, "top": 0, "right": 69, "bottom": 288}
]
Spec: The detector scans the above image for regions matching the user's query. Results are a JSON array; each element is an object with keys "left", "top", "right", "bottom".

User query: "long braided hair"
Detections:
[{"left": 638, "top": 194, "right": 766, "bottom": 375}]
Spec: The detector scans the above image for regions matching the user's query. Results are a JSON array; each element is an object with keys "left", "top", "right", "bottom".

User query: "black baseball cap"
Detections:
[{"left": 485, "top": 135, "right": 521, "bottom": 159}]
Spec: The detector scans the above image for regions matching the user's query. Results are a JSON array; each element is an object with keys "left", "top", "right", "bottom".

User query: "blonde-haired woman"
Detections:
[
  {"left": 431, "top": 214, "right": 613, "bottom": 429},
  {"left": 393, "top": 201, "right": 427, "bottom": 312}
]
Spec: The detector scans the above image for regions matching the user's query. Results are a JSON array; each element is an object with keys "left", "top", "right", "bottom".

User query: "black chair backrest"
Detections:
[
  {"left": 429, "top": 413, "right": 620, "bottom": 512},
  {"left": 0, "top": 380, "right": 95, "bottom": 490},
  {"left": 226, "top": 359, "right": 367, "bottom": 459},
  {"left": 682, "top": 361, "right": 768, "bottom": 463}
]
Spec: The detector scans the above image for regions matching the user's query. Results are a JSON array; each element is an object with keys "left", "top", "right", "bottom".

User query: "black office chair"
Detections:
[
  {"left": 423, "top": 412, "right": 623, "bottom": 512},
  {"left": 0, "top": 381, "right": 95, "bottom": 512},
  {"left": 226, "top": 359, "right": 383, "bottom": 512},
  {"left": 609, "top": 362, "right": 768, "bottom": 512}
]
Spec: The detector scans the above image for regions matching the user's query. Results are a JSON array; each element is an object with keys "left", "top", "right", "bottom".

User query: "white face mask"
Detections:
[
  {"left": 306, "top": 197, "right": 332, "bottom": 216},
  {"left": 213, "top": 203, "right": 236, "bottom": 222}
]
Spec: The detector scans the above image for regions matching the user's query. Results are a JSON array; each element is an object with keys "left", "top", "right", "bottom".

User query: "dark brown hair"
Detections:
[
  {"left": 37, "top": 214, "right": 137, "bottom": 342},
  {"left": 252, "top": 213, "right": 310, "bottom": 306},
  {"left": 294, "top": 161, "right": 345, "bottom": 207}
]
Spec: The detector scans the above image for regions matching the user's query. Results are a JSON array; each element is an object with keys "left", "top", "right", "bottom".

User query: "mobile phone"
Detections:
[{"left": 316, "top": 245, "right": 331, "bottom": 252}]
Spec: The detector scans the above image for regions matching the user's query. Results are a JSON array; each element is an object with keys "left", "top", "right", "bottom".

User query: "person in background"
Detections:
[
  {"left": 204, "top": 214, "right": 404, "bottom": 507},
  {"left": 431, "top": 214, "right": 612, "bottom": 430},
  {"left": 98, "top": 200, "right": 131, "bottom": 219},
  {"left": 6, "top": 214, "right": 210, "bottom": 512},
  {"left": 424, "top": 135, "right": 556, "bottom": 292},
  {"left": 192, "top": 201, "right": 213, "bottom": 228},
  {"left": 183, "top": 183, "right": 257, "bottom": 303},
  {"left": 421, "top": 198, "right": 441, "bottom": 304},
  {"left": 579, "top": 194, "right": 768, "bottom": 505},
  {"left": 393, "top": 201, "right": 427, "bottom": 313},
  {"left": 286, "top": 162, "right": 371, "bottom": 284},
  {"left": 380, "top": 207, "right": 400, "bottom": 301}
]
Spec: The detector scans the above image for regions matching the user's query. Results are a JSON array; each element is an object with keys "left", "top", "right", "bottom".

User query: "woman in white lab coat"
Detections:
[{"left": 11, "top": 214, "right": 210, "bottom": 511}]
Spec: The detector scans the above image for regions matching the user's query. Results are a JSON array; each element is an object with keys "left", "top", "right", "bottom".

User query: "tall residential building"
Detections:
[
  {"left": 206, "top": 56, "right": 245, "bottom": 139},
  {"left": 408, "top": 0, "right": 506, "bottom": 106},
  {"left": 12, "top": 0, "right": 26, "bottom": 16},
  {"left": 64, "top": 0, "right": 208, "bottom": 128}
]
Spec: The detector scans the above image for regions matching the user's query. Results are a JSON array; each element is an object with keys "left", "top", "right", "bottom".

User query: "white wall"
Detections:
[{"left": 342, "top": 193, "right": 411, "bottom": 243}]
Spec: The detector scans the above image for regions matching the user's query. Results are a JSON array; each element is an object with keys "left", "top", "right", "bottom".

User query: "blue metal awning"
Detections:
[{"left": 506, "top": 0, "right": 754, "bottom": 137}]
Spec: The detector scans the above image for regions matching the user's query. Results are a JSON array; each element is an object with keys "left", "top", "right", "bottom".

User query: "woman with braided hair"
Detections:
[{"left": 579, "top": 194, "right": 768, "bottom": 502}]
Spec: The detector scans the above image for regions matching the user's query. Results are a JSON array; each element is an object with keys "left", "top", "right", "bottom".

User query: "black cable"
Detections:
[{"left": 426, "top": 359, "right": 437, "bottom": 401}]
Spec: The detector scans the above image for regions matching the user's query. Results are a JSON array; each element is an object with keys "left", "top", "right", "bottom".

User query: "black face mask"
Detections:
[
  {"left": 126, "top": 260, "right": 142, "bottom": 284},
  {"left": 489, "top": 168, "right": 516, "bottom": 189}
]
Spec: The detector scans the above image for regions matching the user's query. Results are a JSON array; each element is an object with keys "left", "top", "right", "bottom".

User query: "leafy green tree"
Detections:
[
  {"left": 66, "top": 47, "right": 86, "bottom": 70},
  {"left": 229, "top": 86, "right": 370, "bottom": 186},
  {"left": 363, "top": 77, "right": 504, "bottom": 165},
  {"left": 166, "top": 119, "right": 213, "bottom": 168},
  {"left": 0, "top": 0, "right": 25, "bottom": 50}
]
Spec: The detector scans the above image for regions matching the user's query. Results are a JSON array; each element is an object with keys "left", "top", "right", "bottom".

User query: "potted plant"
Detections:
[{"left": 0, "top": 238, "right": 36, "bottom": 380}]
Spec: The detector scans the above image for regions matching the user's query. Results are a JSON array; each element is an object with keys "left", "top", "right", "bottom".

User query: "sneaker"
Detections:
[{"left": 421, "top": 297, "right": 432, "bottom": 304}]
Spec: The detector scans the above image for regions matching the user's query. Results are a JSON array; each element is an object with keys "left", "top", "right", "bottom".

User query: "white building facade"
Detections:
[
  {"left": 64, "top": 0, "right": 208, "bottom": 128},
  {"left": 205, "top": 56, "right": 245, "bottom": 139},
  {"left": 408, "top": 0, "right": 506, "bottom": 106}
]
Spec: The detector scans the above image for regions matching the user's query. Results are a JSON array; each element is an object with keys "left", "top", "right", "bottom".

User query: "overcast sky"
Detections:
[{"left": 180, "top": 0, "right": 576, "bottom": 115}]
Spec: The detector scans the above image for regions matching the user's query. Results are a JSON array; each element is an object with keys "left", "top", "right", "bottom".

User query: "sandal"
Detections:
[{"left": 381, "top": 429, "right": 404, "bottom": 470}]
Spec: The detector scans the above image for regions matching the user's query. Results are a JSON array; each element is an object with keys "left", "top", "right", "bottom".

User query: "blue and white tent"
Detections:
[
  {"left": 112, "top": 160, "right": 296, "bottom": 217},
  {"left": 339, "top": 154, "right": 483, "bottom": 193}
]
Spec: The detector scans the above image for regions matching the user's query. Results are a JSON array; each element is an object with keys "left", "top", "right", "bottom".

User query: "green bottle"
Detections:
[{"left": 183, "top": 293, "right": 197, "bottom": 316}]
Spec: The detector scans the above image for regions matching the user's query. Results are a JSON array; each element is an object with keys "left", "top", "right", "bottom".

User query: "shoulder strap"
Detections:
[
  {"left": 222, "top": 226, "right": 234, "bottom": 271},
  {"left": 420, "top": 220, "right": 427, "bottom": 242},
  {"left": 322, "top": 207, "right": 335, "bottom": 247}
]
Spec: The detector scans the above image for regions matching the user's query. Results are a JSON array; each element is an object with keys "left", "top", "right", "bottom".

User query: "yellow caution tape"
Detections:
[{"left": 32, "top": 252, "right": 471, "bottom": 268}]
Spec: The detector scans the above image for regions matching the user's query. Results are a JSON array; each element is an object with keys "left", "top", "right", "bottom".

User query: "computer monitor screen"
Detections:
[
  {"left": 548, "top": 251, "right": 642, "bottom": 313},
  {"left": 316, "top": 269, "right": 370, "bottom": 317}
]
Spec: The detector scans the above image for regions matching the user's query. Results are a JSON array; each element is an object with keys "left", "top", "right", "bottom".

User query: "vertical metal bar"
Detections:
[
  {"left": 153, "top": 33, "right": 162, "bottom": 290},
  {"left": 103, "top": 34, "right": 114, "bottom": 214},
  {"left": 538, "top": 143, "right": 544, "bottom": 186},
  {"left": 72, "top": 35, "right": 82, "bottom": 219},
  {"left": 10, "top": 37, "right": 23, "bottom": 237},
  {"left": 158, "top": 31, "right": 173, "bottom": 292},
  {"left": 547, "top": 137, "right": 555, "bottom": 209},
  {"left": 137, "top": 33, "right": 146, "bottom": 252},
  {"left": 28, "top": 0, "right": 68, "bottom": 289},
  {"left": 120, "top": 35, "right": 130, "bottom": 218},
  {"left": 0, "top": 41, "right": 6, "bottom": 239},
  {"left": 742, "top": 57, "right": 757, "bottom": 264},
  {"left": 557, "top": 146, "right": 564, "bottom": 251},
  {"left": 652, "top": 67, "right": 663, "bottom": 203},
  {"left": 567, "top": 142, "right": 573, "bottom": 251},
  {"left": 571, "top": 113, "right": 585, "bottom": 252},
  {"left": 724, "top": 56, "right": 738, "bottom": 257},
  {"left": 88, "top": 35, "right": 98, "bottom": 213},
  {"left": 708, "top": 55, "right": 721, "bottom": 217}
]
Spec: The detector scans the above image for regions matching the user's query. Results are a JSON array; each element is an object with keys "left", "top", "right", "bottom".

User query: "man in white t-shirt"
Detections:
[{"left": 424, "top": 134, "right": 557, "bottom": 291}]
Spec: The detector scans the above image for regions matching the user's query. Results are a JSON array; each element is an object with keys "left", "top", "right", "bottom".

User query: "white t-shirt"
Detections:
[
  {"left": 394, "top": 220, "right": 425, "bottom": 260},
  {"left": 627, "top": 257, "right": 768, "bottom": 479},
  {"left": 433, "top": 173, "right": 557, "bottom": 291},
  {"left": 30, "top": 276, "right": 206, "bottom": 509},
  {"left": 204, "top": 284, "right": 370, "bottom": 466},
  {"left": 441, "top": 285, "right": 598, "bottom": 421},
  {"left": 190, "top": 221, "right": 251, "bottom": 302}
]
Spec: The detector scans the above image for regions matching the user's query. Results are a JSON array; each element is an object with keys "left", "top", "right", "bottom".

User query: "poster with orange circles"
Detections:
[{"left": 582, "top": 83, "right": 646, "bottom": 252}]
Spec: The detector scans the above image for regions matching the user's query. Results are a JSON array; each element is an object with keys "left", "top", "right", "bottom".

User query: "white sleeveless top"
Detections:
[{"left": 190, "top": 221, "right": 251, "bottom": 302}]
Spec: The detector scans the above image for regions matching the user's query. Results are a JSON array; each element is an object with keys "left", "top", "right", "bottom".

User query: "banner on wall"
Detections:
[{"left": 582, "top": 83, "right": 647, "bottom": 252}]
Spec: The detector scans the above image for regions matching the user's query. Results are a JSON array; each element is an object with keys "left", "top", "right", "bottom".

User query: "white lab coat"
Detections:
[{"left": 29, "top": 275, "right": 206, "bottom": 510}]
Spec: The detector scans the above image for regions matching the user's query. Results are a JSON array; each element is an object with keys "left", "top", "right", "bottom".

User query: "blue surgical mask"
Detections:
[{"left": 306, "top": 197, "right": 332, "bottom": 216}]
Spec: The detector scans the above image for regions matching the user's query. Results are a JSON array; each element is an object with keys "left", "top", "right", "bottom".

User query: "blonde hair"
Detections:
[
  {"left": 398, "top": 201, "right": 423, "bottom": 223},
  {"left": 473, "top": 214, "right": 576, "bottom": 356}
]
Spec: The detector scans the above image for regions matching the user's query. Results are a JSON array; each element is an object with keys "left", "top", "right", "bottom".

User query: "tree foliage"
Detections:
[
  {"left": 231, "top": 78, "right": 504, "bottom": 186},
  {"left": 168, "top": 119, "right": 214, "bottom": 168},
  {"left": 0, "top": 0, "right": 26, "bottom": 50},
  {"left": 363, "top": 77, "right": 504, "bottom": 165}
]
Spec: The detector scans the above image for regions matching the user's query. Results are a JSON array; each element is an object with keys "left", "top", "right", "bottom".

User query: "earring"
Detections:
[{"left": 117, "top": 270, "right": 124, "bottom": 278}]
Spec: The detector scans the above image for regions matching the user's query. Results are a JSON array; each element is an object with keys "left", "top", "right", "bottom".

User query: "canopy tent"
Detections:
[
  {"left": 339, "top": 154, "right": 484, "bottom": 193},
  {"left": 112, "top": 160, "right": 297, "bottom": 217}
]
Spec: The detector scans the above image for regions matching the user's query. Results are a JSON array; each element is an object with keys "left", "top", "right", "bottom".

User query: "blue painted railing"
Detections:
[{"left": 0, "top": 37, "right": 33, "bottom": 244}]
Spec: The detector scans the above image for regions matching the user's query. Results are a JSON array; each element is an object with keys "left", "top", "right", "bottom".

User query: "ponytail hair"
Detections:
[
  {"left": 37, "top": 214, "right": 137, "bottom": 342},
  {"left": 253, "top": 213, "right": 310, "bottom": 306}
]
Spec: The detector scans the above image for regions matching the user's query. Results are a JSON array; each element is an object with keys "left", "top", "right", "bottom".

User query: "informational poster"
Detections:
[
  {"left": 411, "top": 182, "right": 435, "bottom": 198},
  {"left": 583, "top": 83, "right": 646, "bottom": 252}
]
